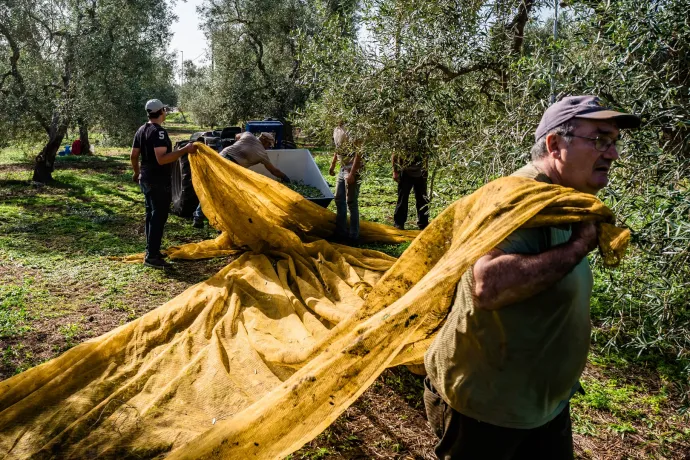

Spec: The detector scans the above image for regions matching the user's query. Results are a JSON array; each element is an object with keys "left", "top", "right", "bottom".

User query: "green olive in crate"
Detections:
[{"left": 284, "top": 180, "right": 325, "bottom": 198}]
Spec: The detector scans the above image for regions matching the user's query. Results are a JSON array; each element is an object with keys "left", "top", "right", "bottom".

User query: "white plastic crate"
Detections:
[{"left": 248, "top": 149, "right": 334, "bottom": 207}]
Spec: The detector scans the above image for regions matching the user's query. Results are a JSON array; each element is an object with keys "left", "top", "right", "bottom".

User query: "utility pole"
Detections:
[
  {"left": 180, "top": 51, "right": 184, "bottom": 86},
  {"left": 550, "top": 0, "right": 559, "bottom": 103}
]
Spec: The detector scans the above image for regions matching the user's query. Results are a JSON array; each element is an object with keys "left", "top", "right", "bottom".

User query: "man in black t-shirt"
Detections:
[{"left": 131, "top": 99, "right": 196, "bottom": 269}]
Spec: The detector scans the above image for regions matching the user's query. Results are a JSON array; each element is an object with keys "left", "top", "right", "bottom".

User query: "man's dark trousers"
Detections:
[
  {"left": 140, "top": 181, "right": 171, "bottom": 260},
  {"left": 424, "top": 377, "right": 574, "bottom": 459},
  {"left": 394, "top": 171, "right": 429, "bottom": 229}
]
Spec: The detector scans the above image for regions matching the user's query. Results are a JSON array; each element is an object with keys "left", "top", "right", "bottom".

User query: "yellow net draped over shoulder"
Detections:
[{"left": 0, "top": 144, "right": 628, "bottom": 459}]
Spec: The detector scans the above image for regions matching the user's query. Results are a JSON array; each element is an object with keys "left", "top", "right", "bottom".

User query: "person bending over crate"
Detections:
[{"left": 192, "top": 132, "right": 289, "bottom": 228}]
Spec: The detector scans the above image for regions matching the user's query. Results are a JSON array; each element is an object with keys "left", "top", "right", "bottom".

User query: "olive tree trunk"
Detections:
[
  {"left": 32, "top": 112, "right": 69, "bottom": 183},
  {"left": 79, "top": 120, "right": 91, "bottom": 155}
]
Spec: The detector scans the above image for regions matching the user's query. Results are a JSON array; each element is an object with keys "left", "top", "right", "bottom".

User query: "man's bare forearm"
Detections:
[
  {"left": 130, "top": 149, "right": 140, "bottom": 175},
  {"left": 350, "top": 153, "right": 361, "bottom": 175},
  {"left": 156, "top": 143, "right": 194, "bottom": 165},
  {"left": 473, "top": 240, "right": 590, "bottom": 310},
  {"left": 266, "top": 163, "right": 287, "bottom": 180},
  {"left": 156, "top": 148, "right": 186, "bottom": 165}
]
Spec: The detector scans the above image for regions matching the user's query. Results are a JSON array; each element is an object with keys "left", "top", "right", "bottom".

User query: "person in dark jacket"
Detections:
[
  {"left": 392, "top": 153, "right": 429, "bottom": 230},
  {"left": 131, "top": 99, "right": 196, "bottom": 269}
]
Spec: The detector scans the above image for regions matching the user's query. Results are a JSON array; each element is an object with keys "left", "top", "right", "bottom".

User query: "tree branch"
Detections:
[
  {"left": 246, "top": 32, "right": 279, "bottom": 100},
  {"left": 506, "top": 0, "right": 536, "bottom": 55},
  {"left": 27, "top": 10, "right": 68, "bottom": 40},
  {"left": 0, "top": 71, "right": 12, "bottom": 92},
  {"left": 0, "top": 21, "right": 50, "bottom": 132},
  {"left": 0, "top": 22, "right": 25, "bottom": 93},
  {"left": 412, "top": 59, "right": 500, "bottom": 82},
  {"left": 288, "top": 38, "right": 299, "bottom": 80}
]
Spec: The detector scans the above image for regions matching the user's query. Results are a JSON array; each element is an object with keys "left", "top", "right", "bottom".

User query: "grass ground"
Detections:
[{"left": 0, "top": 131, "right": 688, "bottom": 459}]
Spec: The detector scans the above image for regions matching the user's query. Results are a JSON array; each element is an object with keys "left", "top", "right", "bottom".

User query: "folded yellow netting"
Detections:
[{"left": 0, "top": 144, "right": 629, "bottom": 459}]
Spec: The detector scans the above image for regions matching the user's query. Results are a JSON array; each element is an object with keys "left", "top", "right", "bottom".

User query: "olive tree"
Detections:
[
  {"left": 178, "top": 61, "right": 220, "bottom": 127},
  {"left": 297, "top": 0, "right": 546, "bottom": 187},
  {"left": 187, "top": 0, "right": 357, "bottom": 127},
  {"left": 0, "top": 0, "right": 176, "bottom": 182}
]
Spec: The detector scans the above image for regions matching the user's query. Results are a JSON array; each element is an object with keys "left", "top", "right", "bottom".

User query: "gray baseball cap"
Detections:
[
  {"left": 145, "top": 99, "right": 169, "bottom": 114},
  {"left": 535, "top": 95, "right": 640, "bottom": 141}
]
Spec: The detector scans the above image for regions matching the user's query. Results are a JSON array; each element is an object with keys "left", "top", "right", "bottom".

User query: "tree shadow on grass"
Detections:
[
  {"left": 56, "top": 174, "right": 140, "bottom": 205},
  {"left": 0, "top": 177, "right": 223, "bottom": 274},
  {"left": 56, "top": 155, "right": 129, "bottom": 174},
  {"left": 0, "top": 179, "right": 30, "bottom": 187},
  {"left": 1, "top": 178, "right": 138, "bottom": 217},
  {"left": 0, "top": 165, "right": 139, "bottom": 206},
  {"left": 0, "top": 155, "right": 129, "bottom": 174},
  {"left": 1, "top": 181, "right": 144, "bottom": 262}
]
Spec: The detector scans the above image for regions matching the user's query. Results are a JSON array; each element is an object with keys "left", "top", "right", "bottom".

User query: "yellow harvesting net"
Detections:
[{"left": 0, "top": 144, "right": 629, "bottom": 459}]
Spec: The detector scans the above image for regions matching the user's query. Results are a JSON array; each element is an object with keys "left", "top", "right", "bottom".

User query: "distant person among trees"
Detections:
[
  {"left": 329, "top": 122, "right": 362, "bottom": 243},
  {"left": 392, "top": 152, "right": 429, "bottom": 230},
  {"left": 423, "top": 96, "right": 641, "bottom": 459},
  {"left": 192, "top": 131, "right": 289, "bottom": 228},
  {"left": 71, "top": 138, "right": 82, "bottom": 156},
  {"left": 131, "top": 99, "right": 197, "bottom": 269}
]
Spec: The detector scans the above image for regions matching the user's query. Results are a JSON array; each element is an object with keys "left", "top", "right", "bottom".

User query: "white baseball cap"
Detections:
[{"left": 145, "top": 99, "right": 169, "bottom": 114}]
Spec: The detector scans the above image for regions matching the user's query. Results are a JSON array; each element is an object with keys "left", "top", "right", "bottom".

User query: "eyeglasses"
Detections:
[{"left": 564, "top": 132, "right": 622, "bottom": 152}]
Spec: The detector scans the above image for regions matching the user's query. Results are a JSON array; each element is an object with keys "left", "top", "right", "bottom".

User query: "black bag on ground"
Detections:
[{"left": 170, "top": 141, "right": 199, "bottom": 218}]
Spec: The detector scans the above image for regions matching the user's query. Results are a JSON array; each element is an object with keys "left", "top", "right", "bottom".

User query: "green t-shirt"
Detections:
[{"left": 424, "top": 163, "right": 593, "bottom": 429}]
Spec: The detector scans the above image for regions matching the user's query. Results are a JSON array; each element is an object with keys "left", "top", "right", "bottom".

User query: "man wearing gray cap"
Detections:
[
  {"left": 131, "top": 99, "right": 197, "bottom": 269},
  {"left": 423, "top": 96, "right": 640, "bottom": 459}
]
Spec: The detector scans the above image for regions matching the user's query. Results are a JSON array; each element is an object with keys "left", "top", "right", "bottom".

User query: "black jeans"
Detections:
[
  {"left": 140, "top": 181, "right": 171, "bottom": 259},
  {"left": 423, "top": 378, "right": 574, "bottom": 460},
  {"left": 394, "top": 172, "right": 429, "bottom": 230}
]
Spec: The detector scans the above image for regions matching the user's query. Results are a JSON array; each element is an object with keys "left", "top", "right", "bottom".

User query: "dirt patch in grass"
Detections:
[
  {"left": 295, "top": 368, "right": 436, "bottom": 459},
  {"left": 0, "top": 256, "right": 235, "bottom": 379}
]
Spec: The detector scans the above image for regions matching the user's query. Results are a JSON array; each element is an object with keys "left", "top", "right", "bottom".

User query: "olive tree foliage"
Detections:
[
  {"left": 500, "top": 1, "right": 690, "bottom": 376},
  {"left": 0, "top": 0, "right": 176, "bottom": 181},
  {"left": 178, "top": 60, "right": 220, "bottom": 127},
  {"left": 297, "top": 0, "right": 547, "bottom": 190},
  {"left": 557, "top": 1, "right": 690, "bottom": 376},
  {"left": 182, "top": 0, "right": 357, "bottom": 126},
  {"left": 298, "top": 0, "right": 690, "bottom": 378}
]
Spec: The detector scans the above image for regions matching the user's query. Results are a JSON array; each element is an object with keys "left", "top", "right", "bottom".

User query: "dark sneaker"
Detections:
[
  {"left": 346, "top": 236, "right": 360, "bottom": 246},
  {"left": 192, "top": 219, "right": 204, "bottom": 229},
  {"left": 144, "top": 258, "right": 172, "bottom": 269},
  {"left": 393, "top": 224, "right": 404, "bottom": 230},
  {"left": 330, "top": 233, "right": 349, "bottom": 244}
]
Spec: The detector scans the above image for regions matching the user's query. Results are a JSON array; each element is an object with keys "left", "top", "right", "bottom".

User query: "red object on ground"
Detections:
[{"left": 71, "top": 139, "right": 82, "bottom": 155}]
